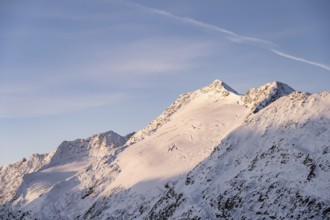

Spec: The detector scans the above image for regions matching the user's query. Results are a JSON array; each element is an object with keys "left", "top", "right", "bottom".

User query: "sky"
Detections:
[{"left": 0, "top": 0, "right": 329, "bottom": 166}]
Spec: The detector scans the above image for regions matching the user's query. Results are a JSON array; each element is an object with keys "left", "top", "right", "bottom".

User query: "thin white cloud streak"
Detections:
[
  {"left": 0, "top": 93, "right": 125, "bottom": 118},
  {"left": 270, "top": 49, "right": 330, "bottom": 71},
  {"left": 0, "top": 39, "right": 213, "bottom": 118},
  {"left": 127, "top": 1, "right": 274, "bottom": 47},
  {"left": 80, "top": 39, "right": 215, "bottom": 77},
  {"left": 126, "top": 1, "right": 330, "bottom": 72},
  {"left": 110, "top": 60, "right": 183, "bottom": 74}
]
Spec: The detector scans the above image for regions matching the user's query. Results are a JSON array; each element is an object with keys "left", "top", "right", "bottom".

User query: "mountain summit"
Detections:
[
  {"left": 199, "top": 79, "right": 238, "bottom": 95},
  {"left": 1, "top": 80, "right": 329, "bottom": 220},
  {"left": 128, "top": 80, "right": 240, "bottom": 145},
  {"left": 242, "top": 81, "right": 295, "bottom": 113}
]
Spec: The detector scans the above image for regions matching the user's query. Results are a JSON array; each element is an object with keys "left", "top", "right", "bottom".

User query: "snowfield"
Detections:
[{"left": 0, "top": 80, "right": 329, "bottom": 220}]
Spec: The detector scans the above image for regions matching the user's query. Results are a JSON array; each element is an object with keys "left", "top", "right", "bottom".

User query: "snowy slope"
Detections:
[
  {"left": 0, "top": 153, "right": 53, "bottom": 204},
  {"left": 78, "top": 80, "right": 250, "bottom": 219},
  {"left": 0, "top": 131, "right": 130, "bottom": 219},
  {"left": 112, "top": 80, "right": 247, "bottom": 189},
  {"left": 0, "top": 80, "right": 328, "bottom": 220},
  {"left": 146, "top": 91, "right": 330, "bottom": 219},
  {"left": 128, "top": 80, "right": 240, "bottom": 145},
  {"left": 241, "top": 81, "right": 294, "bottom": 113}
]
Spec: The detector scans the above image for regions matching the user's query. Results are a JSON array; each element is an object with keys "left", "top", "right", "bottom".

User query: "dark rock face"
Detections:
[{"left": 146, "top": 186, "right": 184, "bottom": 220}]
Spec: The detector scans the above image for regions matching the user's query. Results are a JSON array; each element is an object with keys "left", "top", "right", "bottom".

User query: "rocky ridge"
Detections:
[{"left": 0, "top": 80, "right": 329, "bottom": 220}]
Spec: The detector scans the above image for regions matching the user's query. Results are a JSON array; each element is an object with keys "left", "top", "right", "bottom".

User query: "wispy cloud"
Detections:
[
  {"left": 0, "top": 92, "right": 125, "bottom": 118},
  {"left": 79, "top": 39, "right": 215, "bottom": 77},
  {"left": 125, "top": 1, "right": 330, "bottom": 72},
  {"left": 0, "top": 38, "right": 213, "bottom": 118},
  {"left": 270, "top": 49, "right": 330, "bottom": 71},
  {"left": 127, "top": 1, "right": 274, "bottom": 47},
  {"left": 0, "top": 82, "right": 126, "bottom": 118},
  {"left": 110, "top": 60, "right": 183, "bottom": 74}
]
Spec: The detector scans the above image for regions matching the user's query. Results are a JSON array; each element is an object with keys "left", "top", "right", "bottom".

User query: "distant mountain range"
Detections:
[{"left": 1, "top": 80, "right": 329, "bottom": 220}]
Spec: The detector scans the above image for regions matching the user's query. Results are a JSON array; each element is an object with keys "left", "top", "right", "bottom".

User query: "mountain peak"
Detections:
[
  {"left": 128, "top": 80, "right": 240, "bottom": 144},
  {"left": 200, "top": 79, "right": 238, "bottom": 95},
  {"left": 91, "top": 130, "right": 127, "bottom": 148},
  {"left": 243, "top": 81, "right": 295, "bottom": 113},
  {"left": 1, "top": 79, "right": 330, "bottom": 220},
  {"left": 44, "top": 130, "right": 128, "bottom": 168},
  {"left": 271, "top": 81, "right": 295, "bottom": 93}
]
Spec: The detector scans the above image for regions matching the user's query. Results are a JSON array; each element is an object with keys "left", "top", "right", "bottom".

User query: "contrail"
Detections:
[
  {"left": 125, "top": 1, "right": 330, "bottom": 72},
  {"left": 127, "top": 1, "right": 274, "bottom": 47},
  {"left": 270, "top": 49, "right": 330, "bottom": 71}
]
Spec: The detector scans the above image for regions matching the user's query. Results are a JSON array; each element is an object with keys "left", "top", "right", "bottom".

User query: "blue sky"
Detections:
[{"left": 0, "top": 0, "right": 329, "bottom": 165}]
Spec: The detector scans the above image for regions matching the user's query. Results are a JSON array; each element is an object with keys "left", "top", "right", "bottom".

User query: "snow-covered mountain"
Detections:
[{"left": 1, "top": 80, "right": 329, "bottom": 220}]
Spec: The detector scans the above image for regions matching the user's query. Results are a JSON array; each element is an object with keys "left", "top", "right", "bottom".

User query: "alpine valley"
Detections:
[{"left": 1, "top": 80, "right": 329, "bottom": 220}]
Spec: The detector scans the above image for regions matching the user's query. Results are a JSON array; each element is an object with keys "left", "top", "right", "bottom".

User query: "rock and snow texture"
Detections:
[
  {"left": 146, "top": 91, "right": 330, "bottom": 219},
  {"left": 0, "top": 80, "right": 329, "bottom": 220},
  {"left": 0, "top": 153, "right": 53, "bottom": 205},
  {"left": 241, "top": 81, "right": 294, "bottom": 113},
  {"left": 0, "top": 131, "right": 129, "bottom": 219},
  {"left": 116, "top": 80, "right": 246, "bottom": 189},
  {"left": 127, "top": 80, "right": 240, "bottom": 145}
]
